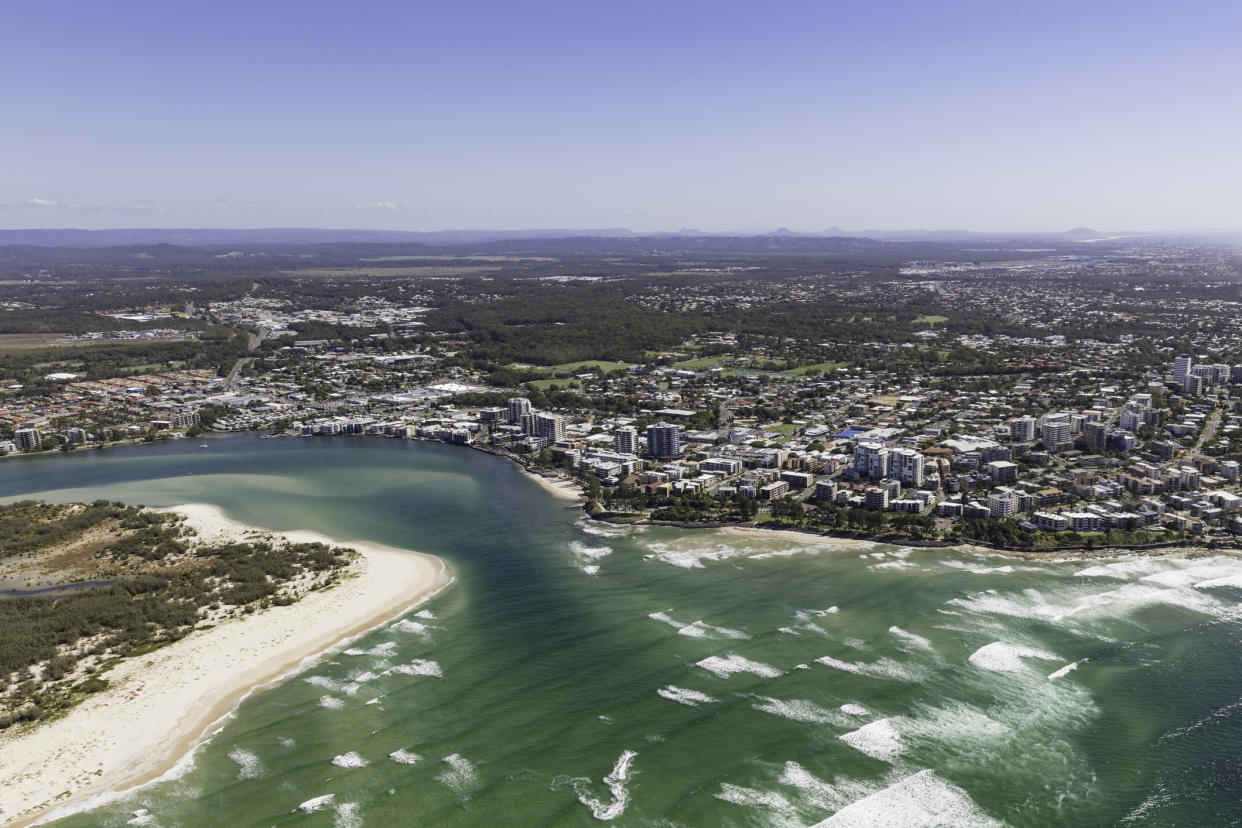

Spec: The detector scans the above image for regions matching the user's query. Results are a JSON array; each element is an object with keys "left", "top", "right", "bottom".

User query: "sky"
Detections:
[{"left": 3, "top": 0, "right": 1241, "bottom": 233}]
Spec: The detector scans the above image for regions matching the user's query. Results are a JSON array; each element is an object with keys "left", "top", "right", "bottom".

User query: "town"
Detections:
[{"left": 3, "top": 235, "right": 1242, "bottom": 551}]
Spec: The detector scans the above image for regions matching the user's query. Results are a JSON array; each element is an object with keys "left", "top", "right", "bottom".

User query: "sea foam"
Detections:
[
  {"left": 696, "top": 654, "right": 782, "bottom": 679},
  {"left": 436, "top": 753, "right": 479, "bottom": 793},
  {"left": 968, "top": 642, "right": 1061, "bottom": 673},
  {"left": 299, "top": 794, "right": 335, "bottom": 813},
  {"left": 390, "top": 659, "right": 442, "bottom": 677},
  {"left": 389, "top": 749, "right": 422, "bottom": 764},
  {"left": 657, "top": 685, "right": 718, "bottom": 706},
  {"left": 227, "top": 747, "right": 262, "bottom": 780},
  {"left": 839, "top": 718, "right": 904, "bottom": 761},
  {"left": 331, "top": 751, "right": 369, "bottom": 769},
  {"left": 812, "top": 769, "right": 1001, "bottom": 827},
  {"left": 567, "top": 750, "right": 637, "bottom": 821},
  {"left": 753, "top": 696, "right": 839, "bottom": 724}
]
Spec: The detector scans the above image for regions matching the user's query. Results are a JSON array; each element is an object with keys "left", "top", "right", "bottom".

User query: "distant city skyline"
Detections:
[{"left": 4, "top": 0, "right": 1240, "bottom": 232}]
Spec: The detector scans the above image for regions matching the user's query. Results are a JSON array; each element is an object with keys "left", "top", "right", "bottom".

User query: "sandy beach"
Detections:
[
  {"left": 522, "top": 468, "right": 586, "bottom": 503},
  {"left": 0, "top": 503, "right": 451, "bottom": 827}
]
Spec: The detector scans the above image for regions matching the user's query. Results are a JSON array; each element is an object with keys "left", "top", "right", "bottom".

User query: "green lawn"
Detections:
[
  {"left": 783, "top": 361, "right": 846, "bottom": 376},
  {"left": 516, "top": 360, "right": 634, "bottom": 376},
  {"left": 672, "top": 354, "right": 734, "bottom": 370},
  {"left": 526, "top": 378, "right": 581, "bottom": 390}
]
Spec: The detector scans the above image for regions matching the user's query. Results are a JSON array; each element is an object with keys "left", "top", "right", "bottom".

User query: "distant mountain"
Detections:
[
  {"left": 0, "top": 227, "right": 640, "bottom": 248},
  {"left": 1059, "top": 227, "right": 1102, "bottom": 241}
]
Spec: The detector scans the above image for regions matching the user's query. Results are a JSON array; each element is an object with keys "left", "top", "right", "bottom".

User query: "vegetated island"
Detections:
[{"left": 0, "top": 500, "right": 450, "bottom": 827}]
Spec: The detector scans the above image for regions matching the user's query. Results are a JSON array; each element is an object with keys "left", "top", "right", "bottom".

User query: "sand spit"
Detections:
[{"left": 0, "top": 503, "right": 451, "bottom": 827}]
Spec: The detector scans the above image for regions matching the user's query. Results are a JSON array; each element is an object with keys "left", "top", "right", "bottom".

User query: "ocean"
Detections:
[{"left": 3, "top": 435, "right": 1242, "bottom": 826}]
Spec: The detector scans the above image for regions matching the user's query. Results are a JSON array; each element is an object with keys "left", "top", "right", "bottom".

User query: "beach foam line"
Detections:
[{"left": 4, "top": 502, "right": 454, "bottom": 828}]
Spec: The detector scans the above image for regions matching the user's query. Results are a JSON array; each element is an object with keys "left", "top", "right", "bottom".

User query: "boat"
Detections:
[{"left": 199, "top": 444, "right": 209, "bottom": 449}]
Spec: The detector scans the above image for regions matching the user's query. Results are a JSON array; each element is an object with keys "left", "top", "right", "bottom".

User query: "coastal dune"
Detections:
[{"left": 0, "top": 503, "right": 451, "bottom": 827}]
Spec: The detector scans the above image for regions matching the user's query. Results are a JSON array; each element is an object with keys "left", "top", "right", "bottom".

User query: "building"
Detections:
[
  {"left": 507, "top": 397, "right": 532, "bottom": 425},
  {"left": 986, "top": 460, "right": 1018, "bottom": 483},
  {"left": 13, "top": 427, "right": 40, "bottom": 451},
  {"left": 614, "top": 426, "right": 639, "bottom": 455},
  {"left": 533, "top": 412, "right": 565, "bottom": 443},
  {"left": 66, "top": 427, "right": 88, "bottom": 444},
  {"left": 1174, "top": 354, "right": 1194, "bottom": 387},
  {"left": 853, "top": 443, "right": 890, "bottom": 479},
  {"left": 646, "top": 422, "right": 682, "bottom": 458},
  {"left": 1033, "top": 511, "right": 1069, "bottom": 532},
  {"left": 1064, "top": 511, "right": 1102, "bottom": 533},
  {"left": 780, "top": 470, "right": 815, "bottom": 490},
  {"left": 987, "top": 492, "right": 1017, "bottom": 519},
  {"left": 889, "top": 448, "right": 925, "bottom": 487},
  {"left": 814, "top": 479, "right": 837, "bottom": 502},
  {"left": 1010, "top": 416, "right": 1036, "bottom": 443},
  {"left": 760, "top": 480, "right": 790, "bottom": 500},
  {"left": 700, "top": 457, "right": 742, "bottom": 475},
  {"left": 864, "top": 487, "right": 890, "bottom": 511},
  {"left": 1039, "top": 413, "right": 1072, "bottom": 451}
]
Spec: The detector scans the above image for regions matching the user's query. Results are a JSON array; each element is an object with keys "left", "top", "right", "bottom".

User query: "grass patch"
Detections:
[
  {"left": 913, "top": 314, "right": 949, "bottom": 324},
  {"left": 672, "top": 354, "right": 734, "bottom": 370},
  {"left": 526, "top": 378, "right": 581, "bottom": 390},
  {"left": 783, "top": 361, "right": 845, "bottom": 376},
  {"left": 538, "top": 360, "right": 634, "bottom": 375}
]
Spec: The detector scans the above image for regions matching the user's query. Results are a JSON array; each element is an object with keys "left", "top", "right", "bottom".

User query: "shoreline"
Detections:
[
  {"left": 520, "top": 468, "right": 587, "bottom": 503},
  {"left": 0, "top": 503, "right": 452, "bottom": 828}
]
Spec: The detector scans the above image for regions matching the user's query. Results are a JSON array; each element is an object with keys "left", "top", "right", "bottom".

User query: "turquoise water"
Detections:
[{"left": 3, "top": 436, "right": 1242, "bottom": 826}]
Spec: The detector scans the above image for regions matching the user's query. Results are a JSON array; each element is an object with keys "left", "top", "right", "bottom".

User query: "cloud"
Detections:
[
  {"left": 355, "top": 201, "right": 402, "bottom": 211},
  {"left": 20, "top": 196, "right": 162, "bottom": 213}
]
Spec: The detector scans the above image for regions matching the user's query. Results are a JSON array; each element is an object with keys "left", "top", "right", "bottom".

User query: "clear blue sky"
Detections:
[{"left": 3, "top": 0, "right": 1239, "bottom": 232}]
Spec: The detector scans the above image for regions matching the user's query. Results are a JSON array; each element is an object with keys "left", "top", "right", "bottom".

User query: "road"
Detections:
[
  {"left": 223, "top": 326, "right": 267, "bottom": 392},
  {"left": 1191, "top": 407, "right": 1223, "bottom": 460}
]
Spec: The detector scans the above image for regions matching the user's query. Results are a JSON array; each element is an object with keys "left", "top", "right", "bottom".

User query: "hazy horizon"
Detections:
[{"left": 5, "top": 0, "right": 1240, "bottom": 233}]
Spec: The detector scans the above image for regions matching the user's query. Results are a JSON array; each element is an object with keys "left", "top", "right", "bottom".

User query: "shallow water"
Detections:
[{"left": 2, "top": 435, "right": 1241, "bottom": 826}]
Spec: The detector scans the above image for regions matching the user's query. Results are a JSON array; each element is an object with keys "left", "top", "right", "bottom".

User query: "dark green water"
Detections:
[{"left": 4, "top": 435, "right": 1242, "bottom": 827}]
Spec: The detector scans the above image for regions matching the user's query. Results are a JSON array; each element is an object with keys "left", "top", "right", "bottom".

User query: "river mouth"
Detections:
[{"left": 2, "top": 434, "right": 1240, "bottom": 827}]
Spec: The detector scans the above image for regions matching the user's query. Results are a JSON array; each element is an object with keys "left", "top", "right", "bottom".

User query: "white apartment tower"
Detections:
[
  {"left": 853, "top": 443, "right": 890, "bottom": 479},
  {"left": 889, "top": 448, "right": 925, "bottom": 487},
  {"left": 507, "top": 397, "right": 532, "bottom": 425},
  {"left": 1039, "top": 413, "right": 1072, "bottom": 451},
  {"left": 533, "top": 412, "right": 566, "bottom": 443},
  {"left": 614, "top": 426, "right": 639, "bottom": 455},
  {"left": 1174, "top": 355, "right": 1193, "bottom": 388},
  {"left": 1010, "top": 416, "right": 1036, "bottom": 443}
]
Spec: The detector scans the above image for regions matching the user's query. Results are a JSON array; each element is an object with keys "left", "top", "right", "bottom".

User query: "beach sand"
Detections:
[
  {"left": 0, "top": 503, "right": 451, "bottom": 827},
  {"left": 522, "top": 469, "right": 586, "bottom": 503}
]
